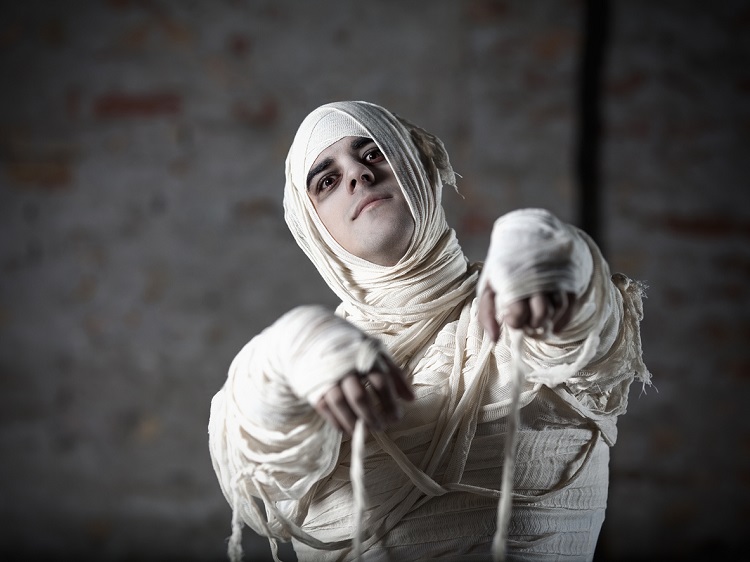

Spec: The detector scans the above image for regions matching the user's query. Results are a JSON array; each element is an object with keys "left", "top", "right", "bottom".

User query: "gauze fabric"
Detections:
[{"left": 209, "top": 101, "right": 651, "bottom": 562}]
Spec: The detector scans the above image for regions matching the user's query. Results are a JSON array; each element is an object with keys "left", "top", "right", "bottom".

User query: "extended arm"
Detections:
[
  {"left": 477, "top": 208, "right": 650, "bottom": 399},
  {"left": 208, "top": 305, "right": 411, "bottom": 541},
  {"left": 478, "top": 208, "right": 591, "bottom": 342}
]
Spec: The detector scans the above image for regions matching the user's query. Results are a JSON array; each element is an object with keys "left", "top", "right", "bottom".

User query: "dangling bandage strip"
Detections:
[
  {"left": 492, "top": 328, "right": 527, "bottom": 562},
  {"left": 351, "top": 420, "right": 368, "bottom": 560}
]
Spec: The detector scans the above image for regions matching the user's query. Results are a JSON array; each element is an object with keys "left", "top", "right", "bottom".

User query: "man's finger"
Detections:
[
  {"left": 341, "top": 374, "right": 382, "bottom": 430},
  {"left": 315, "top": 397, "right": 344, "bottom": 432},
  {"left": 324, "top": 382, "right": 357, "bottom": 435},
  {"left": 528, "top": 294, "right": 549, "bottom": 329},
  {"left": 553, "top": 292, "right": 577, "bottom": 333},
  {"left": 367, "top": 371, "right": 401, "bottom": 423},
  {"left": 549, "top": 291, "right": 567, "bottom": 330},
  {"left": 381, "top": 354, "right": 414, "bottom": 401},
  {"left": 504, "top": 299, "right": 529, "bottom": 330},
  {"left": 478, "top": 286, "right": 500, "bottom": 342}
]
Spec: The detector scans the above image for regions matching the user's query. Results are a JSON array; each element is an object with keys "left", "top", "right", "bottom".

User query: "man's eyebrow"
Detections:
[
  {"left": 351, "top": 137, "right": 373, "bottom": 150},
  {"left": 306, "top": 158, "right": 333, "bottom": 191}
]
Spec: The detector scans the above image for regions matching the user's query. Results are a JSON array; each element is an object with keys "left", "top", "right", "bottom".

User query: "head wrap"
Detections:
[{"left": 283, "top": 101, "right": 479, "bottom": 365}]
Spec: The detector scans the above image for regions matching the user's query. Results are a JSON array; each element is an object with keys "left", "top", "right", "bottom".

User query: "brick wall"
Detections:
[
  {"left": 0, "top": 1, "right": 746, "bottom": 560},
  {"left": 600, "top": 1, "right": 750, "bottom": 559}
]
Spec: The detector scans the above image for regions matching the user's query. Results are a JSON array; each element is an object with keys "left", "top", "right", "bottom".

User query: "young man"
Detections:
[{"left": 209, "top": 101, "right": 650, "bottom": 561}]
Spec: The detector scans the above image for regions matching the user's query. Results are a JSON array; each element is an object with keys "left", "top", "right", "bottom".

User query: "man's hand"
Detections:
[
  {"left": 478, "top": 285, "right": 576, "bottom": 342},
  {"left": 314, "top": 355, "right": 415, "bottom": 435}
]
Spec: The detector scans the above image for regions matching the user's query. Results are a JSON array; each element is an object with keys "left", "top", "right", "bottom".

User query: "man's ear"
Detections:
[{"left": 395, "top": 115, "right": 457, "bottom": 189}]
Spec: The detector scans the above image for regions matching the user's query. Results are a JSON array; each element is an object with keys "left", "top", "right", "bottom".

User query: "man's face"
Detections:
[{"left": 306, "top": 136, "right": 414, "bottom": 266}]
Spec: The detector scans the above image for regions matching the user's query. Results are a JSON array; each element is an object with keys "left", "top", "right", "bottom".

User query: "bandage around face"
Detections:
[{"left": 290, "top": 108, "right": 369, "bottom": 194}]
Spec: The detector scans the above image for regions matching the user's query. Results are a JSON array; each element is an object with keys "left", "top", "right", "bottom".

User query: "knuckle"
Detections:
[
  {"left": 369, "top": 371, "right": 384, "bottom": 384},
  {"left": 351, "top": 392, "right": 368, "bottom": 407},
  {"left": 330, "top": 394, "right": 347, "bottom": 408}
]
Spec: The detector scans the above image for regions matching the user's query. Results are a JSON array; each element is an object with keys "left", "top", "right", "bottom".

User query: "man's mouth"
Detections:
[{"left": 353, "top": 194, "right": 391, "bottom": 219}]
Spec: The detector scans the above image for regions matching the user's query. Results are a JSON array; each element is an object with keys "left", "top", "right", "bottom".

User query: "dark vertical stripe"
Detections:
[{"left": 576, "top": 0, "right": 610, "bottom": 257}]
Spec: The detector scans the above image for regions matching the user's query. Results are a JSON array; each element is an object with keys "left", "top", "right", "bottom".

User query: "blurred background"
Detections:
[{"left": 1, "top": 0, "right": 748, "bottom": 560}]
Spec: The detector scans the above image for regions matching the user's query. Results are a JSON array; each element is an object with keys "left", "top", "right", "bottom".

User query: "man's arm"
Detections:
[
  {"left": 477, "top": 208, "right": 592, "bottom": 343},
  {"left": 208, "top": 305, "right": 412, "bottom": 539},
  {"left": 475, "top": 208, "right": 649, "bottom": 398}
]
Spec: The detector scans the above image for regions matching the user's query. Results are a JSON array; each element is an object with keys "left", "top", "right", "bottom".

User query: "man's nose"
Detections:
[{"left": 347, "top": 162, "right": 374, "bottom": 192}]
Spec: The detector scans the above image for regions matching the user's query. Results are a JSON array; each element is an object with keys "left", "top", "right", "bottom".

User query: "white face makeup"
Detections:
[{"left": 306, "top": 136, "right": 414, "bottom": 267}]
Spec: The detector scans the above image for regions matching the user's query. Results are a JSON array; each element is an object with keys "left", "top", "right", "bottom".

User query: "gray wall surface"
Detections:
[{"left": 0, "top": 1, "right": 747, "bottom": 560}]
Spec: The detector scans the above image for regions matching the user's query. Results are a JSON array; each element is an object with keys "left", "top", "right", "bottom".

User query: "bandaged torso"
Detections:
[{"left": 209, "top": 234, "right": 647, "bottom": 562}]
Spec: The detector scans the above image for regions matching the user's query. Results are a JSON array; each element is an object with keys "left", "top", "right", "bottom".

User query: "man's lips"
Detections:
[{"left": 352, "top": 194, "right": 391, "bottom": 219}]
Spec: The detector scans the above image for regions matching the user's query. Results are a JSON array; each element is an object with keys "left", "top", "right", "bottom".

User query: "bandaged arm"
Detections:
[
  {"left": 479, "top": 208, "right": 650, "bottom": 412},
  {"left": 208, "top": 305, "right": 385, "bottom": 541}
]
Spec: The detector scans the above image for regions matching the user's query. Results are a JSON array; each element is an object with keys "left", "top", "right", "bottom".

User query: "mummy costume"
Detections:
[{"left": 208, "top": 101, "right": 650, "bottom": 561}]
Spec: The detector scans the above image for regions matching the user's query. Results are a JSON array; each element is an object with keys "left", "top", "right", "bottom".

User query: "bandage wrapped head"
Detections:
[{"left": 283, "top": 101, "right": 464, "bottom": 307}]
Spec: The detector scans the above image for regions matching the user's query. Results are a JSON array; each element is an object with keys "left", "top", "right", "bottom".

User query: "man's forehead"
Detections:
[
  {"left": 296, "top": 110, "right": 369, "bottom": 189},
  {"left": 313, "top": 136, "right": 374, "bottom": 161}
]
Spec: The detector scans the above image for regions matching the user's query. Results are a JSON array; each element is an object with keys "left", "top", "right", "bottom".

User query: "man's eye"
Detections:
[
  {"left": 364, "top": 148, "right": 384, "bottom": 162},
  {"left": 317, "top": 175, "right": 336, "bottom": 193}
]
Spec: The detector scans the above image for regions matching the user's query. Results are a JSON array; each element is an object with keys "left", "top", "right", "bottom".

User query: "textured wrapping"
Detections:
[{"left": 208, "top": 101, "right": 651, "bottom": 561}]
